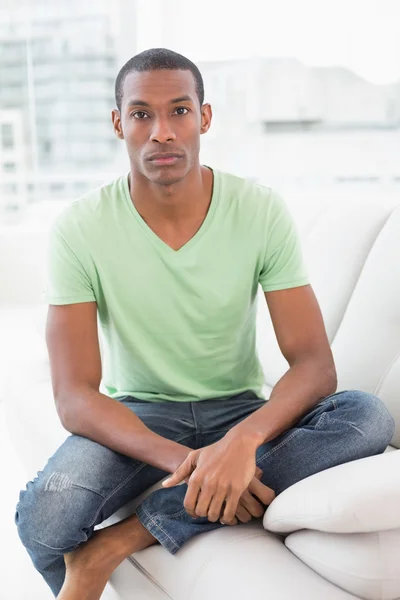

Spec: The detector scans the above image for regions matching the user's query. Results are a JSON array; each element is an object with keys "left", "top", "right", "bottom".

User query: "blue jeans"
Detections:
[{"left": 15, "top": 390, "right": 395, "bottom": 597}]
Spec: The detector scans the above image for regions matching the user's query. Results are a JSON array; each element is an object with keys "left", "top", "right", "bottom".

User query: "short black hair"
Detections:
[{"left": 115, "top": 48, "right": 205, "bottom": 111}]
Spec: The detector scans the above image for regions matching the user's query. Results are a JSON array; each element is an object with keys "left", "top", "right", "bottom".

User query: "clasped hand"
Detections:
[{"left": 162, "top": 434, "right": 275, "bottom": 525}]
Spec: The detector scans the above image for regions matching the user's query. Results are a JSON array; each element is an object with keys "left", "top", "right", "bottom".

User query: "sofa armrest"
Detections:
[
  {"left": 2, "top": 307, "right": 69, "bottom": 477},
  {"left": 263, "top": 450, "right": 400, "bottom": 535}
]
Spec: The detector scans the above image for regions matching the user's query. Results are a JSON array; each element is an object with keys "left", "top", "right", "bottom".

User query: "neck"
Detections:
[{"left": 128, "top": 164, "right": 212, "bottom": 224}]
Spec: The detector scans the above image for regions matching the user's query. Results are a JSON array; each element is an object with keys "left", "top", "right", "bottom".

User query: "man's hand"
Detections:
[
  {"left": 232, "top": 467, "right": 275, "bottom": 526},
  {"left": 162, "top": 433, "right": 274, "bottom": 524}
]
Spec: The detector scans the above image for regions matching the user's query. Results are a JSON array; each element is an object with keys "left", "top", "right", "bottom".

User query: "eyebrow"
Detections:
[{"left": 126, "top": 95, "right": 193, "bottom": 108}]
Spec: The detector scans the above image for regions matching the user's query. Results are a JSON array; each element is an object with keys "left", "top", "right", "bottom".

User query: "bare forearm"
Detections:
[
  {"left": 57, "top": 389, "right": 190, "bottom": 473},
  {"left": 228, "top": 358, "right": 337, "bottom": 448}
]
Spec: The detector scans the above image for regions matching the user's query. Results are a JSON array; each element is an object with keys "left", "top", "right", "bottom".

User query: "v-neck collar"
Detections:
[{"left": 121, "top": 167, "right": 220, "bottom": 256}]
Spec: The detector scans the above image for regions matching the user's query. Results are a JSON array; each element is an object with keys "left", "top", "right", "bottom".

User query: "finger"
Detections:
[
  {"left": 222, "top": 489, "right": 242, "bottom": 524},
  {"left": 195, "top": 485, "right": 214, "bottom": 517},
  {"left": 220, "top": 501, "right": 238, "bottom": 526},
  {"left": 239, "top": 490, "right": 265, "bottom": 518},
  {"left": 235, "top": 503, "right": 252, "bottom": 523},
  {"left": 249, "top": 478, "right": 276, "bottom": 506},
  {"left": 221, "top": 515, "right": 238, "bottom": 526},
  {"left": 255, "top": 467, "right": 263, "bottom": 480},
  {"left": 162, "top": 459, "right": 193, "bottom": 487},
  {"left": 183, "top": 475, "right": 202, "bottom": 517},
  {"left": 207, "top": 489, "right": 228, "bottom": 523}
]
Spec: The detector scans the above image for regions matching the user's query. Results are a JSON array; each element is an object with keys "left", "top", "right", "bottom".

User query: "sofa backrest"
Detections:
[
  {"left": 256, "top": 201, "right": 400, "bottom": 449},
  {"left": 2, "top": 198, "right": 399, "bottom": 449}
]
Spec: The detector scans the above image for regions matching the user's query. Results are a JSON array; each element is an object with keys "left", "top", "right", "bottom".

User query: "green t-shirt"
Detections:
[{"left": 45, "top": 168, "right": 309, "bottom": 402}]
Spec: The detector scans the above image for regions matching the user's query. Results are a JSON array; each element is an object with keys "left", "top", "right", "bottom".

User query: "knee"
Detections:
[
  {"left": 336, "top": 390, "right": 395, "bottom": 452},
  {"left": 15, "top": 471, "right": 98, "bottom": 552}
]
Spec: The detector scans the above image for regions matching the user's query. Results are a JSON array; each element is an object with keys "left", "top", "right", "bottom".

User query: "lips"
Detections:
[
  {"left": 147, "top": 153, "right": 184, "bottom": 166},
  {"left": 148, "top": 153, "right": 183, "bottom": 162}
]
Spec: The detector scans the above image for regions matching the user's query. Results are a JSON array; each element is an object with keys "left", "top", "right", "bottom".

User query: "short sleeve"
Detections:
[
  {"left": 44, "top": 219, "right": 96, "bottom": 305},
  {"left": 259, "top": 190, "right": 309, "bottom": 292}
]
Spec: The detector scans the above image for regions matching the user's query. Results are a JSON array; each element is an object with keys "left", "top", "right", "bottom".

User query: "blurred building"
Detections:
[
  {"left": 0, "top": 109, "right": 27, "bottom": 211},
  {"left": 199, "top": 58, "right": 400, "bottom": 190},
  {"left": 0, "top": 0, "right": 121, "bottom": 214},
  {"left": 1, "top": 1, "right": 399, "bottom": 220}
]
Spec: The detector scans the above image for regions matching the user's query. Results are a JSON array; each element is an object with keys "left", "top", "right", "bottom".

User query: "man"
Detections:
[{"left": 15, "top": 48, "right": 394, "bottom": 600}]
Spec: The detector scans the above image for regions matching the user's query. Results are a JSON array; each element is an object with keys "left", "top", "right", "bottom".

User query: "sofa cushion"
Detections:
[
  {"left": 331, "top": 206, "right": 400, "bottom": 448},
  {"left": 257, "top": 201, "right": 396, "bottom": 390},
  {"left": 119, "top": 523, "right": 356, "bottom": 600},
  {"left": 285, "top": 528, "right": 400, "bottom": 600},
  {"left": 263, "top": 450, "right": 400, "bottom": 535}
]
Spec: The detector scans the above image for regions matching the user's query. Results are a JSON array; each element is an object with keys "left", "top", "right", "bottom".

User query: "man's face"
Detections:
[{"left": 112, "top": 70, "right": 212, "bottom": 186}]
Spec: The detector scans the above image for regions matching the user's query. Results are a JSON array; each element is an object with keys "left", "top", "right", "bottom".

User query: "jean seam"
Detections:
[
  {"left": 30, "top": 535, "right": 87, "bottom": 552},
  {"left": 315, "top": 412, "right": 327, "bottom": 430},
  {"left": 195, "top": 428, "right": 232, "bottom": 436},
  {"left": 256, "top": 427, "right": 305, "bottom": 465},
  {"left": 330, "top": 416, "right": 365, "bottom": 436},
  {"left": 190, "top": 402, "right": 198, "bottom": 430},
  {"left": 160, "top": 505, "right": 190, "bottom": 520},
  {"left": 137, "top": 504, "right": 180, "bottom": 551},
  {"left": 87, "top": 432, "right": 195, "bottom": 530}
]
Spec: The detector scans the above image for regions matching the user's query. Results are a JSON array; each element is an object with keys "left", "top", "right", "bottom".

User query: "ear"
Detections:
[
  {"left": 112, "top": 109, "right": 124, "bottom": 140},
  {"left": 200, "top": 103, "right": 212, "bottom": 135}
]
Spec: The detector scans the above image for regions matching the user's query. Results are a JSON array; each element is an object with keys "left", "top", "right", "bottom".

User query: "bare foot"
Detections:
[{"left": 57, "top": 514, "right": 157, "bottom": 600}]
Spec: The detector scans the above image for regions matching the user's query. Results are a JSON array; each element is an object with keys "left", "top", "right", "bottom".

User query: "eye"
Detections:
[
  {"left": 132, "top": 111, "right": 149, "bottom": 119},
  {"left": 174, "top": 107, "right": 189, "bottom": 115}
]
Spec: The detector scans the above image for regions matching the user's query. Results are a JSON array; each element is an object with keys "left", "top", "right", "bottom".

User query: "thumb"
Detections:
[{"left": 162, "top": 457, "right": 194, "bottom": 487}]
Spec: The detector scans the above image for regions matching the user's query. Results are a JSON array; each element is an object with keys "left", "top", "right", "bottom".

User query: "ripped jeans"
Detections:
[{"left": 15, "top": 389, "right": 395, "bottom": 597}]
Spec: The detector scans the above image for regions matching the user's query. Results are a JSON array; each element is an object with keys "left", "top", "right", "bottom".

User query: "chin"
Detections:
[{"left": 148, "top": 165, "right": 189, "bottom": 187}]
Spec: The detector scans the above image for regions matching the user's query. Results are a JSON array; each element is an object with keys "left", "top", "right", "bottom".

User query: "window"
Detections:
[
  {"left": 73, "top": 181, "right": 88, "bottom": 192},
  {"left": 50, "top": 182, "right": 65, "bottom": 192},
  {"left": 41, "top": 140, "right": 52, "bottom": 155},
  {"left": 1, "top": 123, "right": 14, "bottom": 149},
  {"left": 3, "top": 162, "right": 16, "bottom": 172},
  {"left": 1, "top": 183, "right": 17, "bottom": 194}
]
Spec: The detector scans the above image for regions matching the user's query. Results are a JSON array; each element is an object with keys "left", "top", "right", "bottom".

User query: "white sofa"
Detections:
[{"left": 2, "top": 194, "right": 400, "bottom": 600}]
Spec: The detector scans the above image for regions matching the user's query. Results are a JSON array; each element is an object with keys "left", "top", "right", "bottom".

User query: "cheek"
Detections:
[
  {"left": 183, "top": 124, "right": 201, "bottom": 147},
  {"left": 189, "top": 133, "right": 201, "bottom": 153},
  {"left": 124, "top": 120, "right": 145, "bottom": 141},
  {"left": 125, "top": 131, "right": 146, "bottom": 154}
]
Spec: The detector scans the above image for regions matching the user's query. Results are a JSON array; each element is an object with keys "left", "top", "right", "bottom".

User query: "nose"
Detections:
[{"left": 150, "top": 117, "right": 176, "bottom": 144}]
